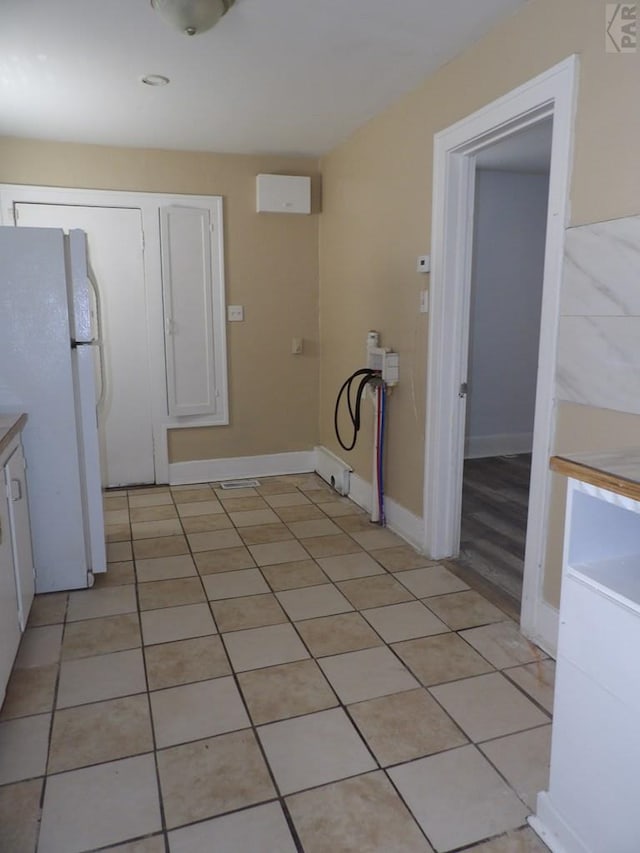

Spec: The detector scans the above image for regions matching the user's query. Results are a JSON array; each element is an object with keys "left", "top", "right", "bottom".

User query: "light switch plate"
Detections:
[{"left": 227, "top": 305, "right": 244, "bottom": 322}]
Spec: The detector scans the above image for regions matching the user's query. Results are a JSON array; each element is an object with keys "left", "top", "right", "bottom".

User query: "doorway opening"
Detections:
[
  {"left": 423, "top": 57, "right": 577, "bottom": 655},
  {"left": 457, "top": 121, "right": 552, "bottom": 612}
]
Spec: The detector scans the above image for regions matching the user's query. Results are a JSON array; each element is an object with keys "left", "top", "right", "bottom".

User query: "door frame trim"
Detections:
[
  {"left": 0, "top": 185, "right": 229, "bottom": 485},
  {"left": 423, "top": 56, "right": 578, "bottom": 654}
]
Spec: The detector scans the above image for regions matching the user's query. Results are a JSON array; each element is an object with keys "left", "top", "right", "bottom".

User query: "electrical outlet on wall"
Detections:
[{"left": 227, "top": 305, "right": 244, "bottom": 322}]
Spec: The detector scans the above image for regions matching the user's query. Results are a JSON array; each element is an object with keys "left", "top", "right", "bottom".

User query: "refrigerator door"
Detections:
[
  {"left": 72, "top": 343, "right": 106, "bottom": 576},
  {"left": 68, "top": 228, "right": 106, "bottom": 576},
  {"left": 0, "top": 225, "right": 96, "bottom": 591}
]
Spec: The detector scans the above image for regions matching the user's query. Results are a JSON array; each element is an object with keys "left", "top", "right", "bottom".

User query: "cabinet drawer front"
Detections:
[
  {"left": 550, "top": 657, "right": 640, "bottom": 852},
  {"left": 559, "top": 574, "right": 640, "bottom": 713}
]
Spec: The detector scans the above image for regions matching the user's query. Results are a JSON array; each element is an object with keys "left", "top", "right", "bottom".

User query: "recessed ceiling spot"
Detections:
[{"left": 141, "top": 74, "right": 170, "bottom": 86}]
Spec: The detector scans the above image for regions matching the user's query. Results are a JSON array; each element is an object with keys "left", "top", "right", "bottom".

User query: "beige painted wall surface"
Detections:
[
  {"left": 319, "top": 0, "right": 640, "bottom": 531},
  {"left": 0, "top": 139, "right": 320, "bottom": 464}
]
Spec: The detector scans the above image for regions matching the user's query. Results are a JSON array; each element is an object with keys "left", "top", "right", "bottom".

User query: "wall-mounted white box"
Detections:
[{"left": 256, "top": 174, "right": 311, "bottom": 214}]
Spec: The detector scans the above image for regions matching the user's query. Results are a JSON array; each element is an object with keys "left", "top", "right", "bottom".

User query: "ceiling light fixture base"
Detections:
[{"left": 150, "top": 0, "right": 236, "bottom": 36}]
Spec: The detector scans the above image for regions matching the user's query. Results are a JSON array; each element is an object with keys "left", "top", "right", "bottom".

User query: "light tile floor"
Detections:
[{"left": 0, "top": 474, "right": 554, "bottom": 852}]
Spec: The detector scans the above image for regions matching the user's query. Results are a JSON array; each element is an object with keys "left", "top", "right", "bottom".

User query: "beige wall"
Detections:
[
  {"left": 318, "top": 0, "right": 640, "bottom": 603},
  {"left": 0, "top": 139, "right": 320, "bottom": 464}
]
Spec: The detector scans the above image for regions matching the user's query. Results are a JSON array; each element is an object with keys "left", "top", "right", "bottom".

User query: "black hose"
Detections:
[{"left": 334, "top": 368, "right": 380, "bottom": 451}]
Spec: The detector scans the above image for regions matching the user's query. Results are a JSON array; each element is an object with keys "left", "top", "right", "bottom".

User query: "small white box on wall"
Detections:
[{"left": 256, "top": 174, "right": 311, "bottom": 214}]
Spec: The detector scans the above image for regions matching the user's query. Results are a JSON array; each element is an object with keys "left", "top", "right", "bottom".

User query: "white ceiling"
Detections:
[
  {"left": 476, "top": 118, "right": 553, "bottom": 173},
  {"left": 0, "top": 0, "right": 527, "bottom": 158}
]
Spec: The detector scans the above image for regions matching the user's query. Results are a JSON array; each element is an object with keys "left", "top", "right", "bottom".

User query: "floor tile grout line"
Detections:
[
  {"left": 380, "top": 762, "right": 440, "bottom": 850},
  {"left": 474, "top": 724, "right": 547, "bottom": 811},
  {"left": 40, "top": 592, "right": 69, "bottom": 764},
  {"left": 135, "top": 570, "right": 176, "bottom": 853},
  {"left": 449, "top": 823, "right": 533, "bottom": 853},
  {"left": 33, "top": 590, "right": 69, "bottom": 852},
  {"left": 90, "top": 829, "right": 168, "bottom": 852},
  {"left": 500, "top": 666, "right": 555, "bottom": 717},
  {"left": 160, "top": 795, "right": 297, "bottom": 849},
  {"left": 501, "top": 678, "right": 552, "bottom": 710}
]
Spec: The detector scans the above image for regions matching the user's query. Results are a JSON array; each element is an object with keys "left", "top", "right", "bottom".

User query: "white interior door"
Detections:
[{"left": 15, "top": 203, "right": 155, "bottom": 487}]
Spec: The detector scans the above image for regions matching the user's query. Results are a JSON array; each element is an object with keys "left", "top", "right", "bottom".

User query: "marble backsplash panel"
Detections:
[
  {"left": 556, "top": 214, "right": 640, "bottom": 414},
  {"left": 561, "top": 216, "right": 640, "bottom": 316}
]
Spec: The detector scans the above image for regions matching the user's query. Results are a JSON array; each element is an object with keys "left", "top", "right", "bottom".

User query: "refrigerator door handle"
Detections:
[
  {"left": 95, "top": 339, "right": 107, "bottom": 414},
  {"left": 87, "top": 266, "right": 108, "bottom": 413}
]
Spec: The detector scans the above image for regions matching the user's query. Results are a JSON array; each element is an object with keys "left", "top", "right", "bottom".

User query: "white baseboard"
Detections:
[
  {"left": 521, "top": 597, "right": 559, "bottom": 658},
  {"left": 348, "top": 471, "right": 425, "bottom": 552},
  {"left": 314, "top": 445, "right": 352, "bottom": 495},
  {"left": 168, "top": 450, "right": 315, "bottom": 486},
  {"left": 346, "top": 471, "right": 372, "bottom": 513},
  {"left": 464, "top": 432, "right": 533, "bottom": 459},
  {"left": 528, "top": 792, "right": 588, "bottom": 853},
  {"left": 533, "top": 599, "right": 559, "bottom": 658},
  {"left": 170, "top": 445, "right": 425, "bottom": 553}
]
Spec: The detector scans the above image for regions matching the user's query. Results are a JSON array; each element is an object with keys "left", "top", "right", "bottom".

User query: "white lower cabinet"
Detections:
[
  {"left": 531, "top": 478, "right": 640, "bottom": 853},
  {"left": 0, "top": 470, "right": 21, "bottom": 704},
  {"left": 0, "top": 431, "right": 35, "bottom": 705}
]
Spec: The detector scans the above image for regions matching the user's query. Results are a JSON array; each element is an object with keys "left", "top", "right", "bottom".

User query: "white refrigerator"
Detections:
[{"left": 0, "top": 225, "right": 106, "bottom": 591}]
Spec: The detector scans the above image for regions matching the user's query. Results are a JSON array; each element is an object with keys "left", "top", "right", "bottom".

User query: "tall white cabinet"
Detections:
[
  {"left": 531, "top": 452, "right": 640, "bottom": 853},
  {"left": 0, "top": 415, "right": 35, "bottom": 705}
]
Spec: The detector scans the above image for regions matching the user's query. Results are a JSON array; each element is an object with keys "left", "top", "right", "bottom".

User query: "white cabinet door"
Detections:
[
  {"left": 5, "top": 443, "right": 35, "bottom": 630},
  {"left": 160, "top": 205, "right": 220, "bottom": 417},
  {"left": 0, "top": 471, "right": 21, "bottom": 703}
]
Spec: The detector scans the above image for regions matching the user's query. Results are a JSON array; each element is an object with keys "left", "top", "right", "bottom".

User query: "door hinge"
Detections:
[{"left": 458, "top": 382, "right": 468, "bottom": 398}]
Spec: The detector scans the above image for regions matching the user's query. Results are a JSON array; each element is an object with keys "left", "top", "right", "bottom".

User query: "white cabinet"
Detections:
[
  {"left": 4, "top": 439, "right": 35, "bottom": 629},
  {"left": 0, "top": 423, "right": 35, "bottom": 706},
  {"left": 159, "top": 203, "right": 228, "bottom": 421},
  {"left": 0, "top": 469, "right": 21, "bottom": 704},
  {"left": 531, "top": 477, "right": 640, "bottom": 853},
  {"left": 256, "top": 174, "right": 311, "bottom": 214}
]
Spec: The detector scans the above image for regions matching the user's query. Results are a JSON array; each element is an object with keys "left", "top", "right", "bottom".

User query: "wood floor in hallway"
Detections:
[{"left": 448, "top": 454, "right": 531, "bottom": 616}]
